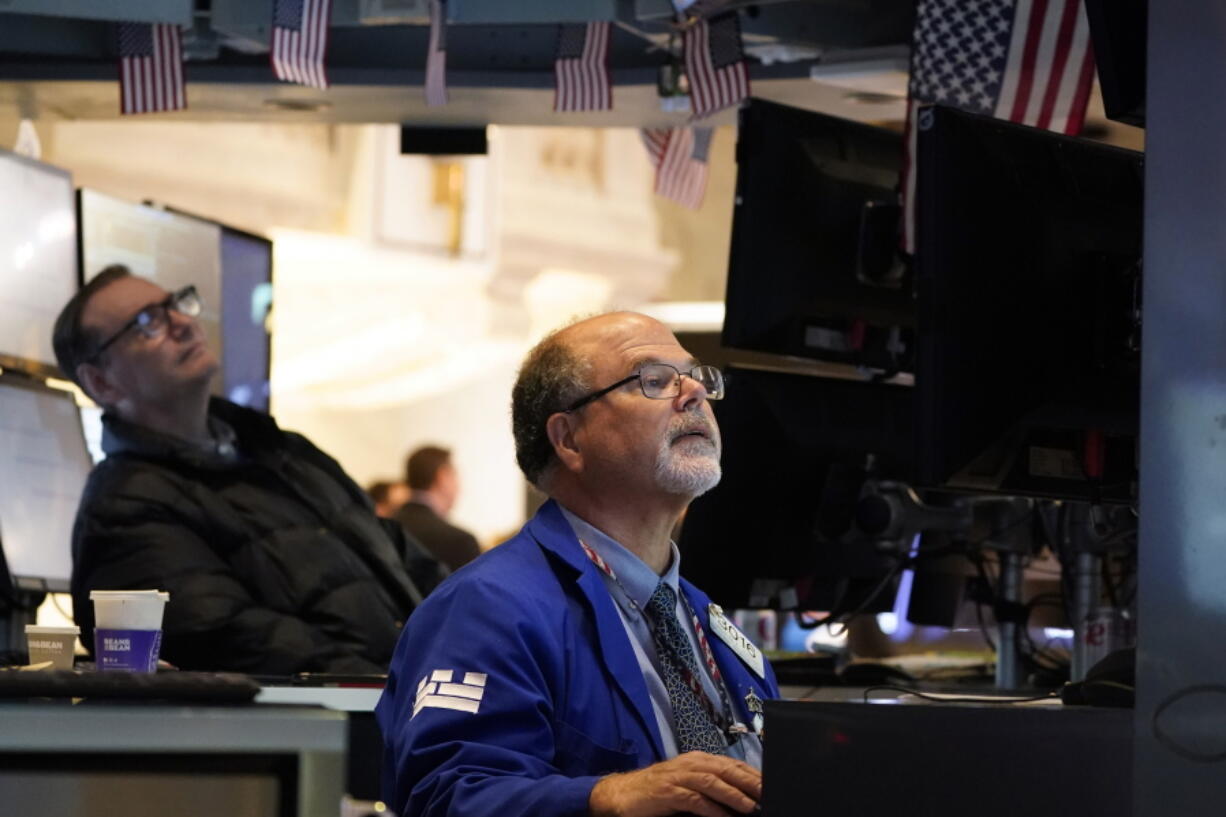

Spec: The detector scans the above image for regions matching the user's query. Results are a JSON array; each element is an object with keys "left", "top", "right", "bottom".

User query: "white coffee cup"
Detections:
[
  {"left": 90, "top": 590, "right": 170, "bottom": 672},
  {"left": 25, "top": 625, "right": 80, "bottom": 670},
  {"left": 89, "top": 590, "right": 169, "bottom": 630}
]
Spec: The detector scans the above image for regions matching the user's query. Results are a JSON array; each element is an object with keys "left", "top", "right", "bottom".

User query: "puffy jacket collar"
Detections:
[{"left": 102, "top": 397, "right": 282, "bottom": 470}]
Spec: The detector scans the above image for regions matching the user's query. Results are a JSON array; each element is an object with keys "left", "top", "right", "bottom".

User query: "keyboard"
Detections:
[{"left": 0, "top": 669, "right": 261, "bottom": 702}]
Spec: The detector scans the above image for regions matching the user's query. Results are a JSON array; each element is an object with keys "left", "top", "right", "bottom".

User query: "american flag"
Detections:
[
  {"left": 683, "top": 12, "right": 750, "bottom": 121},
  {"left": 553, "top": 22, "right": 612, "bottom": 112},
  {"left": 901, "top": 0, "right": 1096, "bottom": 251},
  {"left": 271, "top": 0, "right": 332, "bottom": 90},
  {"left": 642, "top": 127, "right": 713, "bottom": 210},
  {"left": 425, "top": 0, "right": 448, "bottom": 106},
  {"left": 118, "top": 23, "right": 185, "bottom": 115}
]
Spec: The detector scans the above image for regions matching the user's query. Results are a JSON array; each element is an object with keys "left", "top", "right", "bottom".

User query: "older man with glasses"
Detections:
[
  {"left": 52, "top": 264, "right": 445, "bottom": 675},
  {"left": 376, "top": 311, "right": 778, "bottom": 817}
]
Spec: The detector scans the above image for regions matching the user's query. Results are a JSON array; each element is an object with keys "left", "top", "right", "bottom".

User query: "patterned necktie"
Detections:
[{"left": 645, "top": 581, "right": 728, "bottom": 755}]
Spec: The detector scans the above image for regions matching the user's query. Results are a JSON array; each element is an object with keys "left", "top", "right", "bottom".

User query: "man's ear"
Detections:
[
  {"left": 76, "top": 362, "right": 121, "bottom": 409},
  {"left": 545, "top": 412, "right": 582, "bottom": 474}
]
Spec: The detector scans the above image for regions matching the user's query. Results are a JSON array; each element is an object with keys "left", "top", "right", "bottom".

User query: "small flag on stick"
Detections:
[
  {"left": 642, "top": 127, "right": 712, "bottom": 210},
  {"left": 271, "top": 0, "right": 333, "bottom": 90},
  {"left": 683, "top": 12, "right": 749, "bottom": 120},
  {"left": 553, "top": 22, "right": 612, "bottom": 112},
  {"left": 118, "top": 22, "right": 186, "bottom": 115}
]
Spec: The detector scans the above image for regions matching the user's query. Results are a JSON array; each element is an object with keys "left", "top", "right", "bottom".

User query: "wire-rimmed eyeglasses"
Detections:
[
  {"left": 564, "top": 363, "right": 725, "bottom": 413},
  {"left": 86, "top": 285, "right": 202, "bottom": 363}
]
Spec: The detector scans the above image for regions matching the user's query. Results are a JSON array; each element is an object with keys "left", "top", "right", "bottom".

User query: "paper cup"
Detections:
[
  {"left": 25, "top": 625, "right": 80, "bottom": 670},
  {"left": 90, "top": 590, "right": 169, "bottom": 673}
]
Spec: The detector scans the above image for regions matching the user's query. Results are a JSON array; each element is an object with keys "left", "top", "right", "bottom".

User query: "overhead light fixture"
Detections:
[
  {"left": 262, "top": 99, "right": 333, "bottom": 113},
  {"left": 809, "top": 54, "right": 910, "bottom": 100}
]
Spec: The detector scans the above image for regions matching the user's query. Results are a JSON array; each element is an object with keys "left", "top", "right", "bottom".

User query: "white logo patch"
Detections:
[{"left": 412, "top": 670, "right": 487, "bottom": 718}]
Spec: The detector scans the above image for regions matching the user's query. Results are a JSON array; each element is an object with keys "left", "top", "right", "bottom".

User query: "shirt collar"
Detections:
[
  {"left": 207, "top": 415, "right": 239, "bottom": 462},
  {"left": 558, "top": 505, "right": 681, "bottom": 613},
  {"left": 409, "top": 489, "right": 446, "bottom": 517}
]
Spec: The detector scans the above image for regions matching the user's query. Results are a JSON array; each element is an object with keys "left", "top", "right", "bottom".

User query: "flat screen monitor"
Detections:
[
  {"left": 0, "top": 150, "right": 78, "bottom": 378},
  {"left": 723, "top": 99, "right": 913, "bottom": 373},
  {"left": 914, "top": 105, "right": 1144, "bottom": 503},
  {"left": 0, "top": 377, "right": 93, "bottom": 592},
  {"left": 77, "top": 189, "right": 224, "bottom": 379},
  {"left": 220, "top": 226, "right": 273, "bottom": 411},
  {"left": 678, "top": 365, "right": 915, "bottom": 615},
  {"left": 1084, "top": 0, "right": 1146, "bottom": 128}
]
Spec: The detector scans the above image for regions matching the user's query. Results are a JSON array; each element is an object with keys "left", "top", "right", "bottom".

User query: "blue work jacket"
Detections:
[{"left": 376, "top": 499, "right": 780, "bottom": 817}]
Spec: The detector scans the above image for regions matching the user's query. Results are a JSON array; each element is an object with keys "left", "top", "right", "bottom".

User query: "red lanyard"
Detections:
[{"left": 579, "top": 539, "right": 737, "bottom": 736}]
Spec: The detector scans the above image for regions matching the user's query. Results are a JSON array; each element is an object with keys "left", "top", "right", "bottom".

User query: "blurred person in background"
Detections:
[
  {"left": 368, "top": 479, "right": 411, "bottom": 519},
  {"left": 395, "top": 445, "right": 481, "bottom": 572}
]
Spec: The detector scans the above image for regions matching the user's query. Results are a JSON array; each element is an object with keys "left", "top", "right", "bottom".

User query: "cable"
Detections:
[
  {"left": 862, "top": 685, "right": 1061, "bottom": 704},
  {"left": 48, "top": 592, "right": 73, "bottom": 623}
]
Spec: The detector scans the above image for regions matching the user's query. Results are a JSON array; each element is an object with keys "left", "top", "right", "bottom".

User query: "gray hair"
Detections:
[{"left": 511, "top": 324, "right": 593, "bottom": 489}]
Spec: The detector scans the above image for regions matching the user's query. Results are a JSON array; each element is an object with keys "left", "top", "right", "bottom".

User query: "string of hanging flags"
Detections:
[{"left": 109, "top": 1, "right": 1099, "bottom": 219}]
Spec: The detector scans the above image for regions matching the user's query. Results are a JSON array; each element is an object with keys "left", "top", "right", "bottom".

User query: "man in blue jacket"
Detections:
[{"left": 377, "top": 312, "right": 779, "bottom": 817}]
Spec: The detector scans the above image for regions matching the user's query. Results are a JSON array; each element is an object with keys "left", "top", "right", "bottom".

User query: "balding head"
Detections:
[{"left": 511, "top": 312, "right": 722, "bottom": 500}]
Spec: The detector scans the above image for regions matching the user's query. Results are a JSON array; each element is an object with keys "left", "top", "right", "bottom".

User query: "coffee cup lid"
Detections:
[
  {"left": 24, "top": 625, "right": 81, "bottom": 635},
  {"left": 89, "top": 590, "right": 170, "bottom": 602}
]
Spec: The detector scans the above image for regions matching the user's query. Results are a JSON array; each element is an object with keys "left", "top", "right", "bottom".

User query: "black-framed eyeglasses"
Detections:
[
  {"left": 86, "top": 285, "right": 203, "bottom": 363},
  {"left": 564, "top": 363, "right": 725, "bottom": 413}
]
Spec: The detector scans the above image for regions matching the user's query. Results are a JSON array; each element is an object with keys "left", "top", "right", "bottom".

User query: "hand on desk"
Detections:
[{"left": 589, "top": 751, "right": 762, "bottom": 817}]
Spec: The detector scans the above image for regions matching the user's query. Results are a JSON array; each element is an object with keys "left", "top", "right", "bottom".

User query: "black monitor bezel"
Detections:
[{"left": 913, "top": 105, "right": 1144, "bottom": 503}]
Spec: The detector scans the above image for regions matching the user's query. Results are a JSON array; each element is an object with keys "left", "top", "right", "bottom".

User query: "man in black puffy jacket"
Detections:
[{"left": 52, "top": 265, "right": 445, "bottom": 675}]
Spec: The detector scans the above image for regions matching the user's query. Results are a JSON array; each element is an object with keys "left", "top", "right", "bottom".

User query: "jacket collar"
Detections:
[
  {"left": 102, "top": 397, "right": 277, "bottom": 469},
  {"left": 527, "top": 499, "right": 667, "bottom": 760}
]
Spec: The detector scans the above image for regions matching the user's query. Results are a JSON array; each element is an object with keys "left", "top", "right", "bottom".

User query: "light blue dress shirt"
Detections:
[{"left": 560, "top": 507, "right": 764, "bottom": 769}]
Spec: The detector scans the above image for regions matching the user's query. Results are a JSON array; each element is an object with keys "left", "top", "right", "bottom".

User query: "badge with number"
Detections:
[{"left": 707, "top": 604, "right": 766, "bottom": 679}]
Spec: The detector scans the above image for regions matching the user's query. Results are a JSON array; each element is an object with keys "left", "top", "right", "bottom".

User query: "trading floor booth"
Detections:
[{"left": 678, "top": 98, "right": 1143, "bottom": 816}]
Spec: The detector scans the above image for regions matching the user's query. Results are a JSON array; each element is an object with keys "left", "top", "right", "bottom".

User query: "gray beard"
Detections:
[{"left": 653, "top": 436, "right": 721, "bottom": 497}]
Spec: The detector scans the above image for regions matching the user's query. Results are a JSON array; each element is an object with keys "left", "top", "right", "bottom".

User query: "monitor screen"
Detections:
[
  {"left": 724, "top": 99, "right": 913, "bottom": 372},
  {"left": 914, "top": 105, "right": 1144, "bottom": 503},
  {"left": 0, "top": 377, "right": 93, "bottom": 592},
  {"left": 220, "top": 227, "right": 273, "bottom": 411},
  {"left": 678, "top": 365, "right": 915, "bottom": 615},
  {"left": 0, "top": 150, "right": 78, "bottom": 378},
  {"left": 1084, "top": 0, "right": 1146, "bottom": 128},
  {"left": 78, "top": 189, "right": 224, "bottom": 376}
]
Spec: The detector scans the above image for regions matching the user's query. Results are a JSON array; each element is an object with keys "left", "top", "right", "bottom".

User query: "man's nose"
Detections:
[
  {"left": 166, "top": 307, "right": 196, "bottom": 336},
  {"left": 674, "top": 374, "right": 709, "bottom": 411}
]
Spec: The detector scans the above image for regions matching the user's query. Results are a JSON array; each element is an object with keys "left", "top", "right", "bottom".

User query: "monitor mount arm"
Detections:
[{"left": 856, "top": 481, "right": 1036, "bottom": 689}]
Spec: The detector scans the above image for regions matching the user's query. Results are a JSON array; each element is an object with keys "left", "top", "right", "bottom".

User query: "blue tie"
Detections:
[{"left": 646, "top": 581, "right": 728, "bottom": 755}]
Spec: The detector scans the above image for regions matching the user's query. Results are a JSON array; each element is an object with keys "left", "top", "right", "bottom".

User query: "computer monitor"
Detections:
[
  {"left": 77, "top": 189, "right": 224, "bottom": 376},
  {"left": 678, "top": 365, "right": 914, "bottom": 615},
  {"left": 913, "top": 106, "right": 1143, "bottom": 504},
  {"left": 0, "top": 150, "right": 78, "bottom": 378},
  {"left": 723, "top": 99, "right": 913, "bottom": 373},
  {"left": 0, "top": 376, "right": 92, "bottom": 594},
  {"left": 219, "top": 226, "right": 273, "bottom": 411},
  {"left": 1084, "top": 0, "right": 1146, "bottom": 128}
]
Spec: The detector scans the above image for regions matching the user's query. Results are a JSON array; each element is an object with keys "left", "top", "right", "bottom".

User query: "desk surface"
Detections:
[
  {"left": 0, "top": 701, "right": 347, "bottom": 753},
  {"left": 256, "top": 685, "right": 382, "bottom": 712}
]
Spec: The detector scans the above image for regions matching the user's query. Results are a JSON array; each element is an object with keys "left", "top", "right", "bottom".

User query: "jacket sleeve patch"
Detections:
[{"left": 413, "top": 670, "right": 488, "bottom": 718}]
